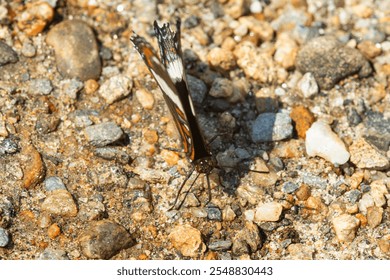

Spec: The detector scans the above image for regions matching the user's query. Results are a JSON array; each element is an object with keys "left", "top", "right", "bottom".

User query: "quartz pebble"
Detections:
[
  {"left": 169, "top": 224, "right": 206, "bottom": 257},
  {"left": 84, "top": 122, "right": 124, "bottom": 147},
  {"left": 46, "top": 20, "right": 101, "bottom": 81},
  {"left": 79, "top": 219, "right": 134, "bottom": 259},
  {"left": 349, "top": 138, "right": 389, "bottom": 170},
  {"left": 251, "top": 113, "right": 293, "bottom": 142},
  {"left": 135, "top": 88, "right": 154, "bottom": 110},
  {"left": 305, "top": 121, "right": 350, "bottom": 165},
  {"left": 254, "top": 202, "right": 283, "bottom": 222},
  {"left": 332, "top": 214, "right": 360, "bottom": 242},
  {"left": 297, "top": 72, "right": 319, "bottom": 98},
  {"left": 99, "top": 75, "right": 133, "bottom": 105}
]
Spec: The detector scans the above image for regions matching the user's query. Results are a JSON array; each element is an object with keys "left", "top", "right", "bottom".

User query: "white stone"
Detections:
[
  {"left": 305, "top": 121, "right": 350, "bottom": 165},
  {"left": 332, "top": 214, "right": 360, "bottom": 242},
  {"left": 358, "top": 193, "right": 375, "bottom": 214},
  {"left": 254, "top": 202, "right": 282, "bottom": 222},
  {"left": 370, "top": 180, "right": 388, "bottom": 207},
  {"left": 298, "top": 72, "right": 319, "bottom": 98},
  {"left": 99, "top": 75, "right": 132, "bottom": 105}
]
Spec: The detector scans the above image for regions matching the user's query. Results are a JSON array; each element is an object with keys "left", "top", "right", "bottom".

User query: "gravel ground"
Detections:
[{"left": 0, "top": 0, "right": 389, "bottom": 260}]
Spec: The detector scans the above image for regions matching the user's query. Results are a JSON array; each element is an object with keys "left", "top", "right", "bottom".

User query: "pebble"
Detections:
[
  {"left": 60, "top": 79, "right": 84, "bottom": 99},
  {"left": 0, "top": 227, "right": 10, "bottom": 247},
  {"left": 79, "top": 219, "right": 134, "bottom": 259},
  {"left": 21, "top": 41, "right": 36, "bottom": 57},
  {"left": 296, "top": 184, "right": 311, "bottom": 201},
  {"left": 87, "top": 163, "right": 128, "bottom": 190},
  {"left": 44, "top": 176, "right": 66, "bottom": 191},
  {"left": 296, "top": 36, "right": 372, "bottom": 89},
  {"left": 135, "top": 88, "right": 154, "bottom": 110},
  {"left": 0, "top": 41, "right": 18, "bottom": 66},
  {"left": 206, "top": 206, "right": 222, "bottom": 221},
  {"left": 370, "top": 180, "right": 388, "bottom": 207},
  {"left": 232, "top": 222, "right": 262, "bottom": 256},
  {"left": 251, "top": 112, "right": 293, "bottom": 142},
  {"left": 347, "top": 108, "right": 362, "bottom": 127},
  {"left": 290, "top": 106, "right": 315, "bottom": 139},
  {"left": 79, "top": 200, "right": 106, "bottom": 221},
  {"left": 36, "top": 248, "right": 69, "bottom": 260},
  {"left": 358, "top": 193, "right": 375, "bottom": 214},
  {"left": 94, "top": 147, "right": 131, "bottom": 165},
  {"left": 16, "top": 2, "right": 54, "bottom": 36},
  {"left": 41, "top": 189, "right": 78, "bottom": 217},
  {"left": 222, "top": 205, "right": 236, "bottom": 221},
  {"left": 282, "top": 182, "right": 299, "bottom": 194},
  {"left": 363, "top": 111, "right": 390, "bottom": 151},
  {"left": 47, "top": 223, "right": 61, "bottom": 239},
  {"left": 46, "top": 20, "right": 101, "bottom": 81},
  {"left": 28, "top": 79, "right": 53, "bottom": 95},
  {"left": 207, "top": 47, "right": 236, "bottom": 71},
  {"left": 22, "top": 144, "right": 46, "bottom": 189},
  {"left": 84, "top": 122, "right": 124, "bottom": 147},
  {"left": 99, "top": 75, "right": 133, "bottom": 105},
  {"left": 345, "top": 190, "right": 361, "bottom": 204},
  {"left": 305, "top": 121, "right": 350, "bottom": 165},
  {"left": 287, "top": 244, "right": 314, "bottom": 260},
  {"left": 187, "top": 75, "right": 207, "bottom": 105},
  {"left": 254, "top": 202, "right": 283, "bottom": 222},
  {"left": 35, "top": 113, "right": 60, "bottom": 134},
  {"left": 209, "top": 78, "right": 233, "bottom": 99},
  {"left": 332, "top": 214, "right": 360, "bottom": 242},
  {"left": 297, "top": 72, "right": 319, "bottom": 98},
  {"left": 168, "top": 224, "right": 206, "bottom": 257},
  {"left": 0, "top": 137, "right": 19, "bottom": 155},
  {"left": 357, "top": 40, "right": 381, "bottom": 59},
  {"left": 349, "top": 138, "right": 389, "bottom": 170},
  {"left": 367, "top": 206, "right": 383, "bottom": 229},
  {"left": 84, "top": 79, "right": 100, "bottom": 95},
  {"left": 274, "top": 33, "right": 299, "bottom": 70},
  {"left": 208, "top": 240, "right": 232, "bottom": 251}
]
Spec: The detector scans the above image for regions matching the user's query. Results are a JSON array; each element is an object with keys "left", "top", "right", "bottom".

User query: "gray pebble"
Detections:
[
  {"left": 0, "top": 227, "right": 10, "bottom": 247},
  {"left": 44, "top": 176, "right": 67, "bottom": 191},
  {"left": 360, "top": 184, "right": 371, "bottom": 193},
  {"left": 28, "top": 79, "right": 53, "bottom": 95},
  {"left": 60, "top": 78, "right": 84, "bottom": 99},
  {"left": 184, "top": 15, "right": 200, "bottom": 29},
  {"left": 94, "top": 147, "right": 131, "bottom": 164},
  {"left": 208, "top": 239, "right": 232, "bottom": 251},
  {"left": 21, "top": 41, "right": 36, "bottom": 57},
  {"left": 206, "top": 206, "right": 222, "bottom": 221},
  {"left": 79, "top": 219, "right": 134, "bottom": 259},
  {"left": 72, "top": 109, "right": 99, "bottom": 128},
  {"left": 298, "top": 72, "right": 318, "bottom": 98},
  {"left": 251, "top": 112, "right": 293, "bottom": 142},
  {"left": 0, "top": 41, "right": 18, "bottom": 66},
  {"left": 46, "top": 20, "right": 101, "bottom": 81},
  {"left": 345, "top": 190, "right": 361, "bottom": 204},
  {"left": 35, "top": 114, "right": 60, "bottom": 134},
  {"left": 282, "top": 182, "right": 299, "bottom": 193},
  {"left": 296, "top": 36, "right": 372, "bottom": 90},
  {"left": 99, "top": 75, "right": 132, "bottom": 105},
  {"left": 0, "top": 137, "right": 19, "bottom": 156},
  {"left": 187, "top": 75, "right": 207, "bottom": 105},
  {"left": 302, "top": 173, "right": 327, "bottom": 189},
  {"left": 269, "top": 157, "right": 284, "bottom": 171},
  {"left": 347, "top": 107, "right": 362, "bottom": 126},
  {"left": 36, "top": 248, "right": 70, "bottom": 260},
  {"left": 84, "top": 122, "right": 124, "bottom": 147},
  {"left": 363, "top": 111, "right": 390, "bottom": 151}
]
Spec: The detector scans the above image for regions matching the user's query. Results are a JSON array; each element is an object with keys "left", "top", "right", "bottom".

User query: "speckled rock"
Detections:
[
  {"left": 99, "top": 75, "right": 133, "bottom": 105},
  {"left": 296, "top": 36, "right": 372, "bottom": 89},
  {"left": 0, "top": 227, "right": 10, "bottom": 247},
  {"left": 251, "top": 112, "right": 293, "bottom": 142},
  {"left": 207, "top": 47, "right": 236, "bottom": 71},
  {"left": 79, "top": 220, "right": 134, "bottom": 259},
  {"left": 305, "top": 121, "right": 350, "bottom": 165},
  {"left": 36, "top": 248, "right": 69, "bottom": 260},
  {"left": 46, "top": 20, "right": 101, "bottom": 81},
  {"left": 169, "top": 224, "right": 206, "bottom": 258},
  {"left": 84, "top": 122, "right": 124, "bottom": 147},
  {"left": 332, "top": 214, "right": 360, "bottom": 242},
  {"left": 232, "top": 222, "right": 263, "bottom": 256},
  {"left": 27, "top": 78, "right": 53, "bottom": 95},
  {"left": 41, "top": 189, "right": 78, "bottom": 217},
  {"left": 254, "top": 202, "right": 283, "bottom": 222},
  {"left": 349, "top": 138, "right": 389, "bottom": 170},
  {"left": 16, "top": 2, "right": 54, "bottom": 36},
  {"left": 370, "top": 180, "right": 388, "bottom": 207},
  {"left": 0, "top": 41, "right": 18, "bottom": 66}
]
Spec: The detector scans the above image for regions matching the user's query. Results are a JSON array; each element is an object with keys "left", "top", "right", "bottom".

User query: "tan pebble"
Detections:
[
  {"left": 22, "top": 144, "right": 46, "bottom": 189},
  {"left": 138, "top": 253, "right": 148, "bottom": 260},
  {"left": 207, "top": 47, "right": 236, "bottom": 71},
  {"left": 271, "top": 139, "right": 304, "bottom": 159},
  {"left": 131, "top": 113, "right": 141, "bottom": 123},
  {"left": 221, "top": 37, "right": 236, "bottom": 51},
  {"left": 225, "top": 0, "right": 246, "bottom": 19},
  {"left": 17, "top": 2, "right": 54, "bottom": 36},
  {"left": 222, "top": 205, "right": 236, "bottom": 221},
  {"left": 355, "top": 213, "right": 367, "bottom": 227},
  {"left": 296, "top": 184, "right": 311, "bottom": 201},
  {"left": 287, "top": 244, "right": 314, "bottom": 260},
  {"left": 38, "top": 212, "right": 51, "bottom": 228},
  {"left": 19, "top": 210, "right": 36, "bottom": 222},
  {"left": 135, "top": 88, "right": 155, "bottom": 110},
  {"left": 47, "top": 223, "right": 61, "bottom": 239},
  {"left": 349, "top": 171, "right": 364, "bottom": 189},
  {"left": 357, "top": 40, "right": 381, "bottom": 59},
  {"left": 169, "top": 224, "right": 206, "bottom": 258},
  {"left": 349, "top": 138, "right": 389, "bottom": 170},
  {"left": 191, "top": 26, "right": 209, "bottom": 45},
  {"left": 160, "top": 149, "right": 179, "bottom": 166},
  {"left": 143, "top": 129, "right": 158, "bottom": 144},
  {"left": 370, "top": 180, "right": 388, "bottom": 207},
  {"left": 346, "top": 203, "right": 359, "bottom": 214},
  {"left": 352, "top": 4, "right": 373, "bottom": 18},
  {"left": 254, "top": 202, "right": 283, "bottom": 222},
  {"left": 290, "top": 106, "right": 315, "bottom": 139},
  {"left": 377, "top": 237, "right": 390, "bottom": 254},
  {"left": 274, "top": 33, "right": 298, "bottom": 70},
  {"left": 367, "top": 206, "right": 383, "bottom": 228},
  {"left": 84, "top": 79, "right": 99, "bottom": 94},
  {"left": 332, "top": 214, "right": 360, "bottom": 242},
  {"left": 41, "top": 189, "right": 78, "bottom": 217},
  {"left": 204, "top": 251, "right": 219, "bottom": 260}
]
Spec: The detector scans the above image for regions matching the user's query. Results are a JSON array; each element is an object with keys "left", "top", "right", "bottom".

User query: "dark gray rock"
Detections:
[
  {"left": 208, "top": 239, "right": 232, "bottom": 251},
  {"left": 206, "top": 206, "right": 222, "bottom": 221},
  {"left": 94, "top": 147, "right": 131, "bottom": 164},
  {"left": 0, "top": 41, "right": 18, "bottom": 66},
  {"left": 363, "top": 111, "right": 390, "bottom": 151},
  {"left": 84, "top": 122, "right": 124, "bottom": 147},
  {"left": 296, "top": 36, "right": 372, "bottom": 90}
]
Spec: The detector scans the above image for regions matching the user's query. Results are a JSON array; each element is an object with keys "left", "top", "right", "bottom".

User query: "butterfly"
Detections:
[{"left": 130, "top": 18, "right": 217, "bottom": 209}]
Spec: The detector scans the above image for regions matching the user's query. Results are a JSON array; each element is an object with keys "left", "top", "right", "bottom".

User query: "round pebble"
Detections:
[
  {"left": 46, "top": 20, "right": 101, "bottom": 81},
  {"left": 251, "top": 112, "right": 293, "bottom": 142},
  {"left": 254, "top": 202, "right": 283, "bottom": 222},
  {"left": 305, "top": 121, "right": 350, "bottom": 165},
  {"left": 99, "top": 75, "right": 133, "bottom": 105},
  {"left": 44, "top": 176, "right": 66, "bottom": 191},
  {"left": 135, "top": 88, "right": 154, "bottom": 109},
  {"left": 84, "top": 122, "right": 124, "bottom": 147}
]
